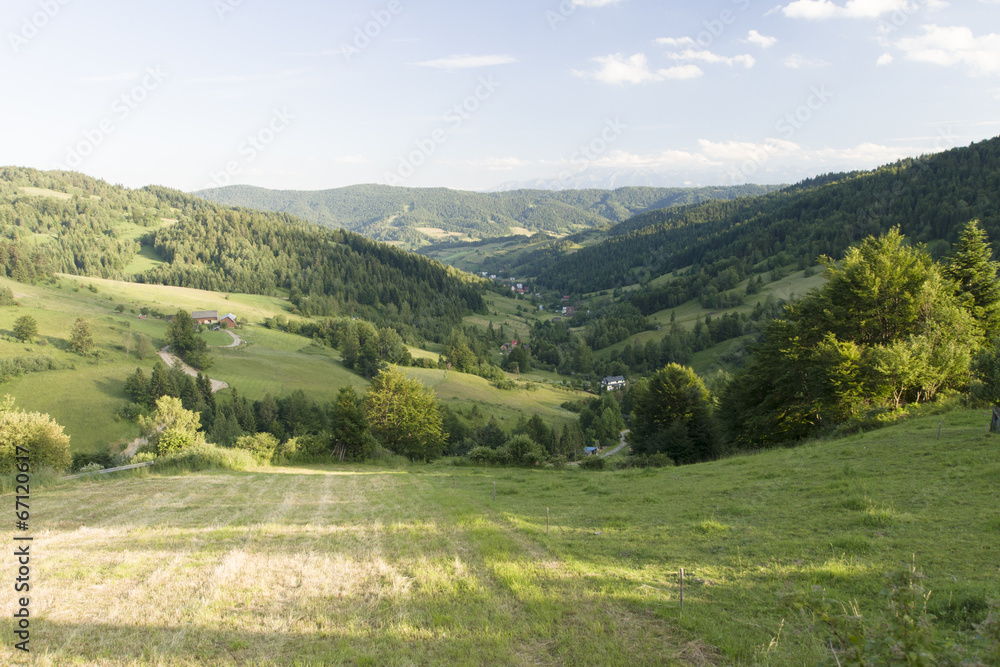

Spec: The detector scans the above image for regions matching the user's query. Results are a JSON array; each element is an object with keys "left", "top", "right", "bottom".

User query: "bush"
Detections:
[
  {"left": 0, "top": 395, "right": 71, "bottom": 473},
  {"left": 71, "top": 451, "right": 113, "bottom": 471},
  {"left": 232, "top": 432, "right": 278, "bottom": 465},
  {"left": 466, "top": 445, "right": 513, "bottom": 466},
  {"left": 78, "top": 462, "right": 104, "bottom": 474},
  {"left": 115, "top": 402, "right": 146, "bottom": 422},
  {"left": 156, "top": 443, "right": 256, "bottom": 473},
  {"left": 579, "top": 456, "right": 606, "bottom": 470}
]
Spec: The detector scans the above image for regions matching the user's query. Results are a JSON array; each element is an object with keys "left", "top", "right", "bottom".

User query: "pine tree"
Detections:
[
  {"left": 943, "top": 220, "right": 1000, "bottom": 338},
  {"left": 68, "top": 318, "right": 94, "bottom": 355},
  {"left": 12, "top": 315, "right": 37, "bottom": 343}
]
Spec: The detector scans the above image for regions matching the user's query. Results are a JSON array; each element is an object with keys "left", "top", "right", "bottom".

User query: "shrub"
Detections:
[
  {"left": 0, "top": 395, "right": 71, "bottom": 473},
  {"left": 156, "top": 443, "right": 256, "bottom": 473},
  {"left": 71, "top": 451, "right": 113, "bottom": 472},
  {"left": 466, "top": 445, "right": 513, "bottom": 466},
  {"left": 579, "top": 456, "right": 606, "bottom": 470},
  {"left": 115, "top": 402, "right": 146, "bottom": 423},
  {"left": 78, "top": 462, "right": 104, "bottom": 474},
  {"left": 233, "top": 432, "right": 278, "bottom": 465}
]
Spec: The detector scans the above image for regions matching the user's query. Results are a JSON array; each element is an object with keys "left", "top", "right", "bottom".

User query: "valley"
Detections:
[{"left": 3, "top": 137, "right": 1000, "bottom": 665}]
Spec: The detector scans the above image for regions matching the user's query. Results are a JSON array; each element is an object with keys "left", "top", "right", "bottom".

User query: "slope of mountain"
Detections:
[
  {"left": 193, "top": 183, "right": 784, "bottom": 249},
  {"left": 0, "top": 167, "right": 485, "bottom": 342},
  {"left": 536, "top": 136, "right": 1000, "bottom": 294}
]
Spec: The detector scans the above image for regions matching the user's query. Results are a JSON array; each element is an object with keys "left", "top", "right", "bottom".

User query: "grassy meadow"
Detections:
[
  {"left": 0, "top": 276, "right": 590, "bottom": 455},
  {"left": 2, "top": 409, "right": 998, "bottom": 665}
]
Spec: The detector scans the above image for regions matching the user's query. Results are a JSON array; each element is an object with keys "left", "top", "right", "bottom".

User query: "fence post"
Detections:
[
  {"left": 679, "top": 568, "right": 685, "bottom": 614},
  {"left": 938, "top": 419, "right": 942, "bottom": 440}
]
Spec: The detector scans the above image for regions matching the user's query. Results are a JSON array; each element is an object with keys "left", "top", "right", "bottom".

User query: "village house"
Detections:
[
  {"left": 601, "top": 376, "right": 626, "bottom": 392},
  {"left": 219, "top": 313, "right": 237, "bottom": 328},
  {"left": 191, "top": 310, "right": 219, "bottom": 325}
]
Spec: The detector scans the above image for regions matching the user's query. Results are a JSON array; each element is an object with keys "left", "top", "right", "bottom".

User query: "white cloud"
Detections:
[
  {"left": 746, "top": 30, "right": 778, "bottom": 48},
  {"left": 784, "top": 54, "right": 831, "bottom": 68},
  {"left": 573, "top": 53, "right": 703, "bottom": 84},
  {"left": 877, "top": 52, "right": 894, "bottom": 65},
  {"left": 782, "top": 0, "right": 919, "bottom": 20},
  {"left": 662, "top": 64, "right": 705, "bottom": 80},
  {"left": 813, "top": 142, "right": 922, "bottom": 164},
  {"left": 656, "top": 37, "right": 698, "bottom": 48},
  {"left": 413, "top": 54, "right": 517, "bottom": 69},
  {"left": 668, "top": 49, "right": 756, "bottom": 68},
  {"left": 699, "top": 138, "right": 802, "bottom": 162},
  {"left": 895, "top": 24, "right": 1000, "bottom": 75}
]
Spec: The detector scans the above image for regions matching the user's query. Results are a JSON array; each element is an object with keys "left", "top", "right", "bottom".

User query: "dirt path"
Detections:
[
  {"left": 568, "top": 430, "right": 629, "bottom": 466},
  {"left": 602, "top": 430, "right": 629, "bottom": 458},
  {"left": 158, "top": 346, "right": 229, "bottom": 393},
  {"left": 123, "top": 349, "right": 229, "bottom": 457},
  {"left": 218, "top": 330, "right": 242, "bottom": 348}
]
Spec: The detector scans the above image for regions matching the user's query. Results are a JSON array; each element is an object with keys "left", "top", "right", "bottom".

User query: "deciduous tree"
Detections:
[{"left": 364, "top": 367, "right": 445, "bottom": 461}]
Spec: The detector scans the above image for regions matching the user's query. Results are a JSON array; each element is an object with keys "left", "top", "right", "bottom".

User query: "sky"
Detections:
[{"left": 2, "top": 0, "right": 999, "bottom": 193}]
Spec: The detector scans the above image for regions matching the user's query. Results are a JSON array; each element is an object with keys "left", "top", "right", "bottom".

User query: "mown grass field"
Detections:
[{"left": 2, "top": 409, "right": 997, "bottom": 665}]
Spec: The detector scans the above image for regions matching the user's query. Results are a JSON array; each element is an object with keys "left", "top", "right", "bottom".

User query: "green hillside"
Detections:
[
  {"left": 537, "top": 136, "right": 1000, "bottom": 294},
  {"left": 2, "top": 408, "right": 996, "bottom": 665},
  {"left": 194, "top": 183, "right": 783, "bottom": 249},
  {"left": 0, "top": 167, "right": 488, "bottom": 344},
  {"left": 0, "top": 275, "right": 586, "bottom": 455}
]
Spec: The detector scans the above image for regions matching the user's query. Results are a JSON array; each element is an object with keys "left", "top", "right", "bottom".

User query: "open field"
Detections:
[
  {"left": 596, "top": 269, "right": 827, "bottom": 362},
  {"left": 0, "top": 277, "right": 591, "bottom": 454},
  {"left": 405, "top": 367, "right": 587, "bottom": 433},
  {"left": 464, "top": 292, "right": 543, "bottom": 341},
  {"left": 2, "top": 409, "right": 997, "bottom": 665}
]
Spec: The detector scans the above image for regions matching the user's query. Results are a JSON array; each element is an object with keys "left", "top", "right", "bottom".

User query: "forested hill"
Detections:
[
  {"left": 0, "top": 167, "right": 485, "bottom": 342},
  {"left": 193, "top": 183, "right": 783, "bottom": 248},
  {"left": 536, "top": 136, "right": 1000, "bottom": 293}
]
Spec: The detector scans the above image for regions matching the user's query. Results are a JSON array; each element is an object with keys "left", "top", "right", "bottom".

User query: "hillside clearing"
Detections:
[{"left": 2, "top": 409, "right": 997, "bottom": 665}]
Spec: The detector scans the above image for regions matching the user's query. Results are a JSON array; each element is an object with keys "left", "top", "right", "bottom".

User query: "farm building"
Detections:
[
  {"left": 191, "top": 310, "right": 219, "bottom": 325},
  {"left": 219, "top": 313, "right": 237, "bottom": 328}
]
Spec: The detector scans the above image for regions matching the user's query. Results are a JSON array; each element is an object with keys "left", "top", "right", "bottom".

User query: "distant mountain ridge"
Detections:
[
  {"left": 534, "top": 135, "right": 1000, "bottom": 293},
  {"left": 193, "top": 183, "right": 785, "bottom": 249}
]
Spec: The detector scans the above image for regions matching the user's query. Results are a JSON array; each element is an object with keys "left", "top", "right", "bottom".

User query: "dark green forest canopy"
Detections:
[
  {"left": 195, "top": 182, "right": 784, "bottom": 247},
  {"left": 0, "top": 167, "right": 485, "bottom": 341},
  {"left": 536, "top": 136, "right": 1000, "bottom": 293}
]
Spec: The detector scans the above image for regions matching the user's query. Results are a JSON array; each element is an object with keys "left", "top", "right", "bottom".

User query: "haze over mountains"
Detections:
[{"left": 194, "top": 183, "right": 784, "bottom": 249}]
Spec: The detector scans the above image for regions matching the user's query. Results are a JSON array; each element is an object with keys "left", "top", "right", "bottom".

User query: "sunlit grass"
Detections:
[{"left": 2, "top": 408, "right": 996, "bottom": 664}]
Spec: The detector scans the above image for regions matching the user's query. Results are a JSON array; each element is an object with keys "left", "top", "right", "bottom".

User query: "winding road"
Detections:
[
  {"left": 569, "top": 430, "right": 629, "bottom": 465},
  {"left": 156, "top": 328, "right": 242, "bottom": 393}
]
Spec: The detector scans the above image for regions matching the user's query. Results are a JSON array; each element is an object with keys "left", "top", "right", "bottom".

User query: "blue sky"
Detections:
[{"left": 2, "top": 0, "right": 999, "bottom": 192}]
